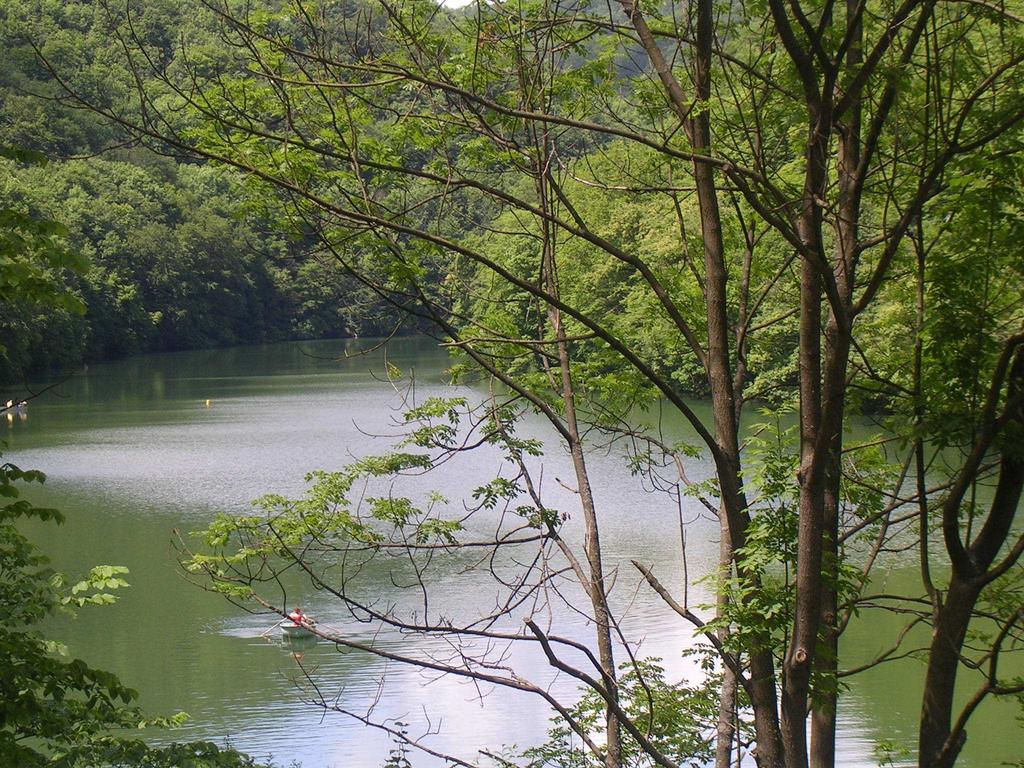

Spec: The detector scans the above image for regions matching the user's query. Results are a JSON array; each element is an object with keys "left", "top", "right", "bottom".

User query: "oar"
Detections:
[{"left": 258, "top": 619, "right": 286, "bottom": 639}]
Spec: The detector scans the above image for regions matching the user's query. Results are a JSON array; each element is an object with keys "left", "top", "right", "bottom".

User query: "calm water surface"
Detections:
[{"left": 4, "top": 338, "right": 1016, "bottom": 767}]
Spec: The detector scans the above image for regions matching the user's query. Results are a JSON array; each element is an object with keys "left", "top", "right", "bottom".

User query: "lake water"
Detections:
[{"left": 4, "top": 338, "right": 1017, "bottom": 767}]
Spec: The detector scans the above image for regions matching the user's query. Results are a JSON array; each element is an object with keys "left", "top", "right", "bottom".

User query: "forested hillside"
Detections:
[{"left": 0, "top": 0, "right": 402, "bottom": 382}]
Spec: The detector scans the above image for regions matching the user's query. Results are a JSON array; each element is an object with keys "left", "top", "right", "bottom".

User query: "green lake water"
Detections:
[{"left": 4, "top": 338, "right": 1018, "bottom": 767}]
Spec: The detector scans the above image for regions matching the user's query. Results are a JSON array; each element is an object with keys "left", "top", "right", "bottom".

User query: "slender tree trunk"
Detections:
[
  {"left": 811, "top": 1, "right": 862, "bottom": 742},
  {"left": 618, "top": 2, "right": 786, "bottom": 764},
  {"left": 715, "top": 505, "right": 736, "bottom": 768},
  {"left": 809, "top": 354, "right": 847, "bottom": 768},
  {"left": 782, "top": 55, "right": 845, "bottom": 757},
  {"left": 714, "top": 649, "right": 738, "bottom": 768},
  {"left": 558, "top": 340, "right": 622, "bottom": 768},
  {"left": 537, "top": 137, "right": 622, "bottom": 766},
  {"left": 782, "top": 249, "right": 824, "bottom": 768},
  {"left": 799, "top": 314, "right": 853, "bottom": 768},
  {"left": 691, "top": 2, "right": 787, "bottom": 763},
  {"left": 548, "top": 274, "right": 622, "bottom": 768}
]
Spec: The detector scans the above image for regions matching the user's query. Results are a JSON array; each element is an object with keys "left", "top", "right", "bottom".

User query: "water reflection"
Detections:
[{"left": 4, "top": 400, "right": 28, "bottom": 425}]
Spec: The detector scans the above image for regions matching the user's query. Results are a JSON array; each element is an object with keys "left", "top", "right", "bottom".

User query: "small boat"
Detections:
[
  {"left": 280, "top": 621, "right": 316, "bottom": 639},
  {"left": 280, "top": 618, "right": 315, "bottom": 643}
]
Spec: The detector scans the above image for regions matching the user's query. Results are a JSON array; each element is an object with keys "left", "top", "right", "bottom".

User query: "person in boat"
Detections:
[{"left": 287, "top": 607, "right": 306, "bottom": 626}]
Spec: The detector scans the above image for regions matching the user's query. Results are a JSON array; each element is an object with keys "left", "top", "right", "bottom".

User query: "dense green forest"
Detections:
[
  {"left": 0, "top": 1, "right": 404, "bottom": 383},
  {"left": 3, "top": 1, "right": 1024, "bottom": 768}
]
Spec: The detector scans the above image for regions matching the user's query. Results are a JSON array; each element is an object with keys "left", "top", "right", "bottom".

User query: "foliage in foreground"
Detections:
[{"left": 523, "top": 658, "right": 723, "bottom": 768}]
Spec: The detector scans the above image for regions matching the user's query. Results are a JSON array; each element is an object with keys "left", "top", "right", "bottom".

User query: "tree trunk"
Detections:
[
  {"left": 715, "top": 505, "right": 736, "bottom": 768},
  {"left": 539, "top": 159, "right": 622, "bottom": 767},
  {"left": 812, "top": 4, "right": 862, "bottom": 761},
  {"left": 619, "top": 2, "right": 787, "bottom": 764},
  {"left": 809, "top": 429, "right": 842, "bottom": 768},
  {"left": 781, "top": 250, "right": 824, "bottom": 768},
  {"left": 918, "top": 578, "right": 980, "bottom": 768},
  {"left": 920, "top": 351, "right": 1024, "bottom": 767}
]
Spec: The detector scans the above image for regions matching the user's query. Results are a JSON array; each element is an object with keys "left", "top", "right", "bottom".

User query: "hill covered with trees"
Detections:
[{"left": 0, "top": 0, "right": 404, "bottom": 383}]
